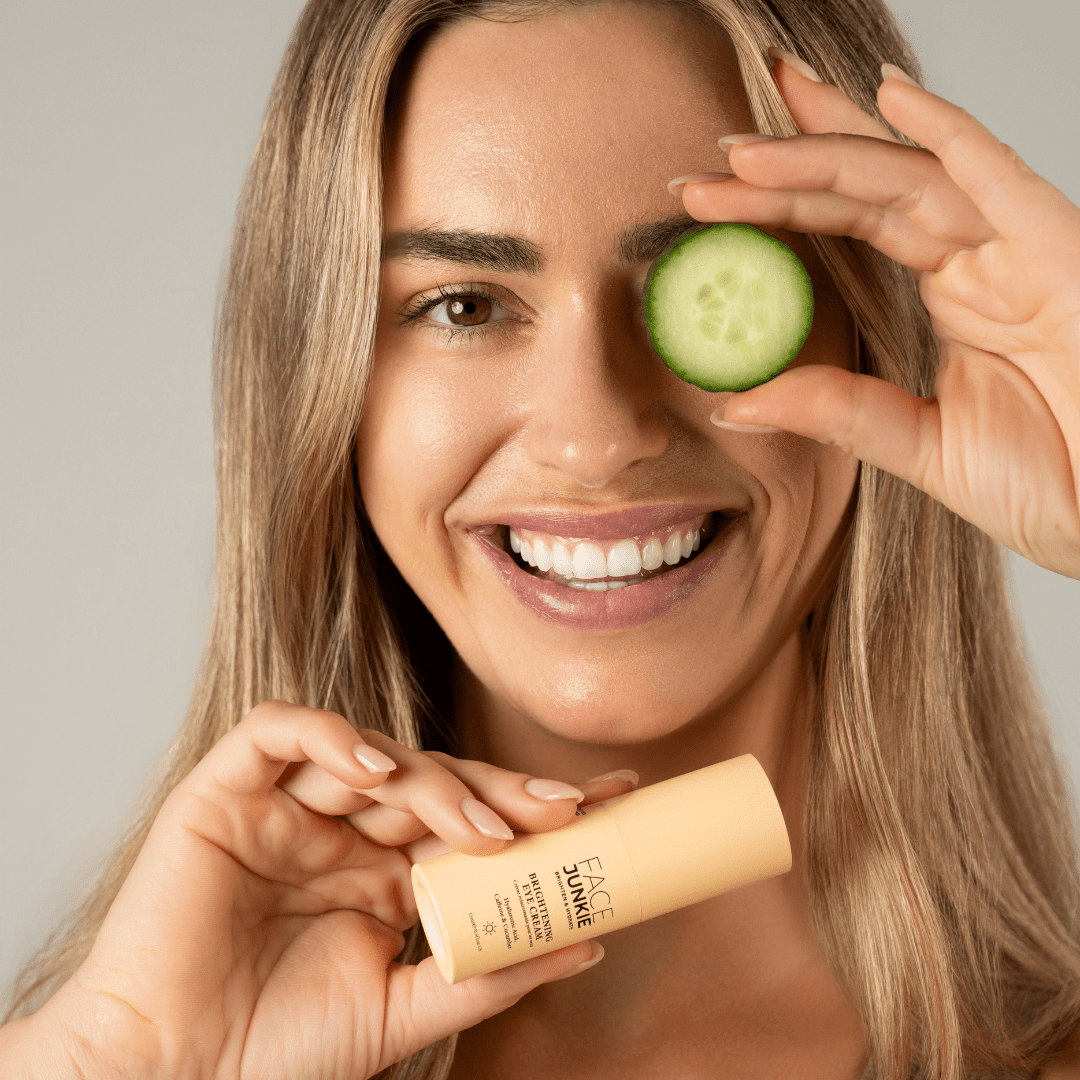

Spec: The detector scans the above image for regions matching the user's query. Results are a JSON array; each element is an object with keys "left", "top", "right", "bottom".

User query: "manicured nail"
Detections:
[
  {"left": 461, "top": 796, "right": 515, "bottom": 840},
  {"left": 524, "top": 778, "right": 585, "bottom": 803},
  {"left": 881, "top": 62, "right": 917, "bottom": 87},
  {"left": 584, "top": 769, "right": 639, "bottom": 787},
  {"left": 712, "top": 420, "right": 783, "bottom": 433},
  {"left": 352, "top": 743, "right": 397, "bottom": 773},
  {"left": 667, "top": 171, "right": 732, "bottom": 195},
  {"left": 710, "top": 405, "right": 783, "bottom": 434},
  {"left": 547, "top": 942, "right": 605, "bottom": 981},
  {"left": 717, "top": 133, "right": 778, "bottom": 150},
  {"left": 767, "top": 47, "right": 822, "bottom": 83}
]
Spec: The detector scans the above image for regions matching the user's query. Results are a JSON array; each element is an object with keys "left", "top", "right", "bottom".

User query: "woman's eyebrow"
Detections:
[
  {"left": 616, "top": 213, "right": 700, "bottom": 265},
  {"left": 382, "top": 227, "right": 543, "bottom": 275},
  {"left": 381, "top": 213, "right": 700, "bottom": 275}
]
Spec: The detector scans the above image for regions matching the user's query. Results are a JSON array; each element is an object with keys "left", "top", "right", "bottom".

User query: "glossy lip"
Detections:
[
  {"left": 471, "top": 510, "right": 744, "bottom": 632},
  {"left": 493, "top": 502, "right": 721, "bottom": 541}
]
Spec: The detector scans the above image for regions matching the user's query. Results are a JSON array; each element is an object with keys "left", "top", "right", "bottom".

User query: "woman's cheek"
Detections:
[{"left": 357, "top": 344, "right": 512, "bottom": 569}]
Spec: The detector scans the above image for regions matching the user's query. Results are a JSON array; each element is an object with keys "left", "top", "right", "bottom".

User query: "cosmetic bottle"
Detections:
[{"left": 411, "top": 753, "right": 791, "bottom": 983}]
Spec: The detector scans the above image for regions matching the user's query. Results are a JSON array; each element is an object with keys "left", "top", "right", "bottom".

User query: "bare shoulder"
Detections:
[{"left": 1039, "top": 1025, "right": 1080, "bottom": 1079}]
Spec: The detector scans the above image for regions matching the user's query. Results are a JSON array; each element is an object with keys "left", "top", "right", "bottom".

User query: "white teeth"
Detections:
[
  {"left": 572, "top": 541, "right": 608, "bottom": 580},
  {"left": 533, "top": 537, "right": 553, "bottom": 572},
  {"left": 641, "top": 537, "right": 664, "bottom": 571},
  {"left": 606, "top": 538, "right": 642, "bottom": 577},
  {"left": 663, "top": 532, "right": 683, "bottom": 566},
  {"left": 551, "top": 540, "right": 574, "bottom": 577},
  {"left": 509, "top": 517, "right": 712, "bottom": 582}
]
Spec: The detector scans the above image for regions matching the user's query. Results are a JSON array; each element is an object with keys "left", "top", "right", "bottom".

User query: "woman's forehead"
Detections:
[{"left": 382, "top": 3, "right": 751, "bottom": 249}]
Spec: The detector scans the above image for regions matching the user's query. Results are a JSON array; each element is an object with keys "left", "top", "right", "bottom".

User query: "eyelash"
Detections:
[{"left": 399, "top": 284, "right": 515, "bottom": 344}]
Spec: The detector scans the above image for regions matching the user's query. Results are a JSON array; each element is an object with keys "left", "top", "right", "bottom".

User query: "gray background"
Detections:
[{"left": 2, "top": 0, "right": 1078, "bottom": 992}]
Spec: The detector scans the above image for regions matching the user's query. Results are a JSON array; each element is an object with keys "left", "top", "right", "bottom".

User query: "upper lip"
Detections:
[{"left": 463, "top": 502, "right": 736, "bottom": 540}]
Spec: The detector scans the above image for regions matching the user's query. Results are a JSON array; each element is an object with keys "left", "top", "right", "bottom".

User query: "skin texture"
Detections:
[{"left": 3, "top": 5, "right": 1080, "bottom": 1080}]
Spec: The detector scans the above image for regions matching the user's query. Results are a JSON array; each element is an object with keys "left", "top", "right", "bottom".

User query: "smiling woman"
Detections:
[
  {"left": 363, "top": 8, "right": 860, "bottom": 756},
  {"left": 3, "top": 1, "right": 1080, "bottom": 1079}
]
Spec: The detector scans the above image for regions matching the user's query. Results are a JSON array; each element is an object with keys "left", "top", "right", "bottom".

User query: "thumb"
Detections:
[
  {"left": 713, "top": 365, "right": 940, "bottom": 492},
  {"left": 378, "top": 942, "right": 603, "bottom": 1071}
]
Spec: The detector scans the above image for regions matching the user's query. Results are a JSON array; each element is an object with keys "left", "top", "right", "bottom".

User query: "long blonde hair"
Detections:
[{"left": 7, "top": 1, "right": 1080, "bottom": 1077}]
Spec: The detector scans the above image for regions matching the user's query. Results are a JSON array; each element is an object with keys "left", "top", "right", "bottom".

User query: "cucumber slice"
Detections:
[{"left": 644, "top": 223, "right": 813, "bottom": 392}]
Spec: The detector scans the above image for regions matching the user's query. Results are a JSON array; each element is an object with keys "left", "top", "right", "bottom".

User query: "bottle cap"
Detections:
[{"left": 605, "top": 753, "right": 792, "bottom": 920}]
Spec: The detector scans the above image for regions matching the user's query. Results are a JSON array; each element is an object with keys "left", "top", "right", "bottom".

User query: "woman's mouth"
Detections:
[
  {"left": 468, "top": 505, "right": 742, "bottom": 631},
  {"left": 502, "top": 512, "right": 717, "bottom": 591}
]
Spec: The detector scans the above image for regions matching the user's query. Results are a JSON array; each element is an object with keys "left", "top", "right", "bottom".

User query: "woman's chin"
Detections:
[{"left": 482, "top": 661, "right": 729, "bottom": 749}]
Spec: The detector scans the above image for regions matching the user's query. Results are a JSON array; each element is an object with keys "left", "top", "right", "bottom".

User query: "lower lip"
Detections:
[{"left": 473, "top": 521, "right": 741, "bottom": 632}]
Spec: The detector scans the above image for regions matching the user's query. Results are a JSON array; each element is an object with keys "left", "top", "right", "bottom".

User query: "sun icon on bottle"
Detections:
[{"left": 483, "top": 921, "right": 496, "bottom": 935}]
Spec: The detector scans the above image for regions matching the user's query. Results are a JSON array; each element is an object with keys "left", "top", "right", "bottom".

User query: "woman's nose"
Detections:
[{"left": 521, "top": 309, "right": 670, "bottom": 489}]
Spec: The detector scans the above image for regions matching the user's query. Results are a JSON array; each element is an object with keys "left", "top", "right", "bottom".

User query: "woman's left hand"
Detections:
[{"left": 676, "top": 52, "right": 1080, "bottom": 579}]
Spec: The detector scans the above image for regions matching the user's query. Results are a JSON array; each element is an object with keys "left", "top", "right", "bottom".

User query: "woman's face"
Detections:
[{"left": 359, "top": 2, "right": 858, "bottom": 747}]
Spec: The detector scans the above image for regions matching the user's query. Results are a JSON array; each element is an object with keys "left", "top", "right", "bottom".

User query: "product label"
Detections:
[{"left": 414, "top": 801, "right": 642, "bottom": 982}]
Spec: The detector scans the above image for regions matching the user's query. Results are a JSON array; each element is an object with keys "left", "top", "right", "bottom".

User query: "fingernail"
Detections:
[
  {"left": 524, "top": 778, "right": 585, "bottom": 803},
  {"left": 767, "top": 47, "right": 823, "bottom": 83},
  {"left": 461, "top": 796, "right": 515, "bottom": 840},
  {"left": 712, "top": 418, "right": 784, "bottom": 433},
  {"left": 547, "top": 942, "right": 605, "bottom": 981},
  {"left": 667, "top": 171, "right": 732, "bottom": 195},
  {"left": 710, "top": 402, "right": 783, "bottom": 434},
  {"left": 584, "top": 769, "right": 639, "bottom": 787},
  {"left": 718, "top": 133, "right": 778, "bottom": 150},
  {"left": 881, "top": 62, "right": 918, "bottom": 87},
  {"left": 353, "top": 743, "right": 397, "bottom": 774}
]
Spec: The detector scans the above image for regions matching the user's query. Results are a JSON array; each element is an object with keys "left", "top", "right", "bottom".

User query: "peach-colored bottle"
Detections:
[{"left": 411, "top": 754, "right": 791, "bottom": 983}]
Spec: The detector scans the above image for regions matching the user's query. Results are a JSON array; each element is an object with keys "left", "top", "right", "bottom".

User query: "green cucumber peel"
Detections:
[{"left": 643, "top": 223, "right": 813, "bottom": 392}]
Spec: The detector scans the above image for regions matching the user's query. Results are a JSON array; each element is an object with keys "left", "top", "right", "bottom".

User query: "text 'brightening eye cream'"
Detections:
[{"left": 411, "top": 754, "right": 792, "bottom": 983}]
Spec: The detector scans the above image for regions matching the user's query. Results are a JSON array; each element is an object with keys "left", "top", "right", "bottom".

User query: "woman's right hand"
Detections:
[{"left": 7, "top": 702, "right": 620, "bottom": 1079}]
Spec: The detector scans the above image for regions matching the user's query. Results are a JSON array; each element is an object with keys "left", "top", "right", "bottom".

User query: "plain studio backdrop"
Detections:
[{"left": 2, "top": 0, "right": 1078, "bottom": 991}]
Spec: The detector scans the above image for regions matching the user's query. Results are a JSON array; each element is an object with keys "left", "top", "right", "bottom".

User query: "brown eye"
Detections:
[
  {"left": 420, "top": 290, "right": 518, "bottom": 333},
  {"left": 444, "top": 295, "right": 492, "bottom": 326}
]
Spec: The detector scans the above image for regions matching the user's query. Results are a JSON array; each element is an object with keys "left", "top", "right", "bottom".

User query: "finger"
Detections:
[
  {"left": 770, "top": 48, "right": 898, "bottom": 141},
  {"left": 576, "top": 769, "right": 639, "bottom": 805},
  {"left": 189, "top": 700, "right": 398, "bottom": 799},
  {"left": 428, "top": 752, "right": 585, "bottom": 831},
  {"left": 399, "top": 770, "right": 639, "bottom": 859},
  {"left": 346, "top": 800, "right": 433, "bottom": 849},
  {"left": 722, "top": 133, "right": 993, "bottom": 248},
  {"left": 406, "top": 832, "right": 455, "bottom": 864},
  {"left": 340, "top": 734, "right": 519, "bottom": 855},
  {"left": 713, "top": 365, "right": 941, "bottom": 497},
  {"left": 681, "top": 177, "right": 958, "bottom": 272},
  {"left": 270, "top": 850, "right": 419, "bottom": 931},
  {"left": 877, "top": 76, "right": 1080, "bottom": 242},
  {"left": 280, "top": 759, "right": 377, "bottom": 816},
  {"left": 348, "top": 754, "right": 585, "bottom": 849},
  {"left": 378, "top": 944, "right": 604, "bottom": 1072}
]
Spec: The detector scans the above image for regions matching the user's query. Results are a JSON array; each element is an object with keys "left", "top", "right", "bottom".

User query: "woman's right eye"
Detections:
[
  {"left": 422, "top": 291, "right": 519, "bottom": 331},
  {"left": 398, "top": 284, "right": 525, "bottom": 339},
  {"left": 428, "top": 294, "right": 497, "bottom": 327}
]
